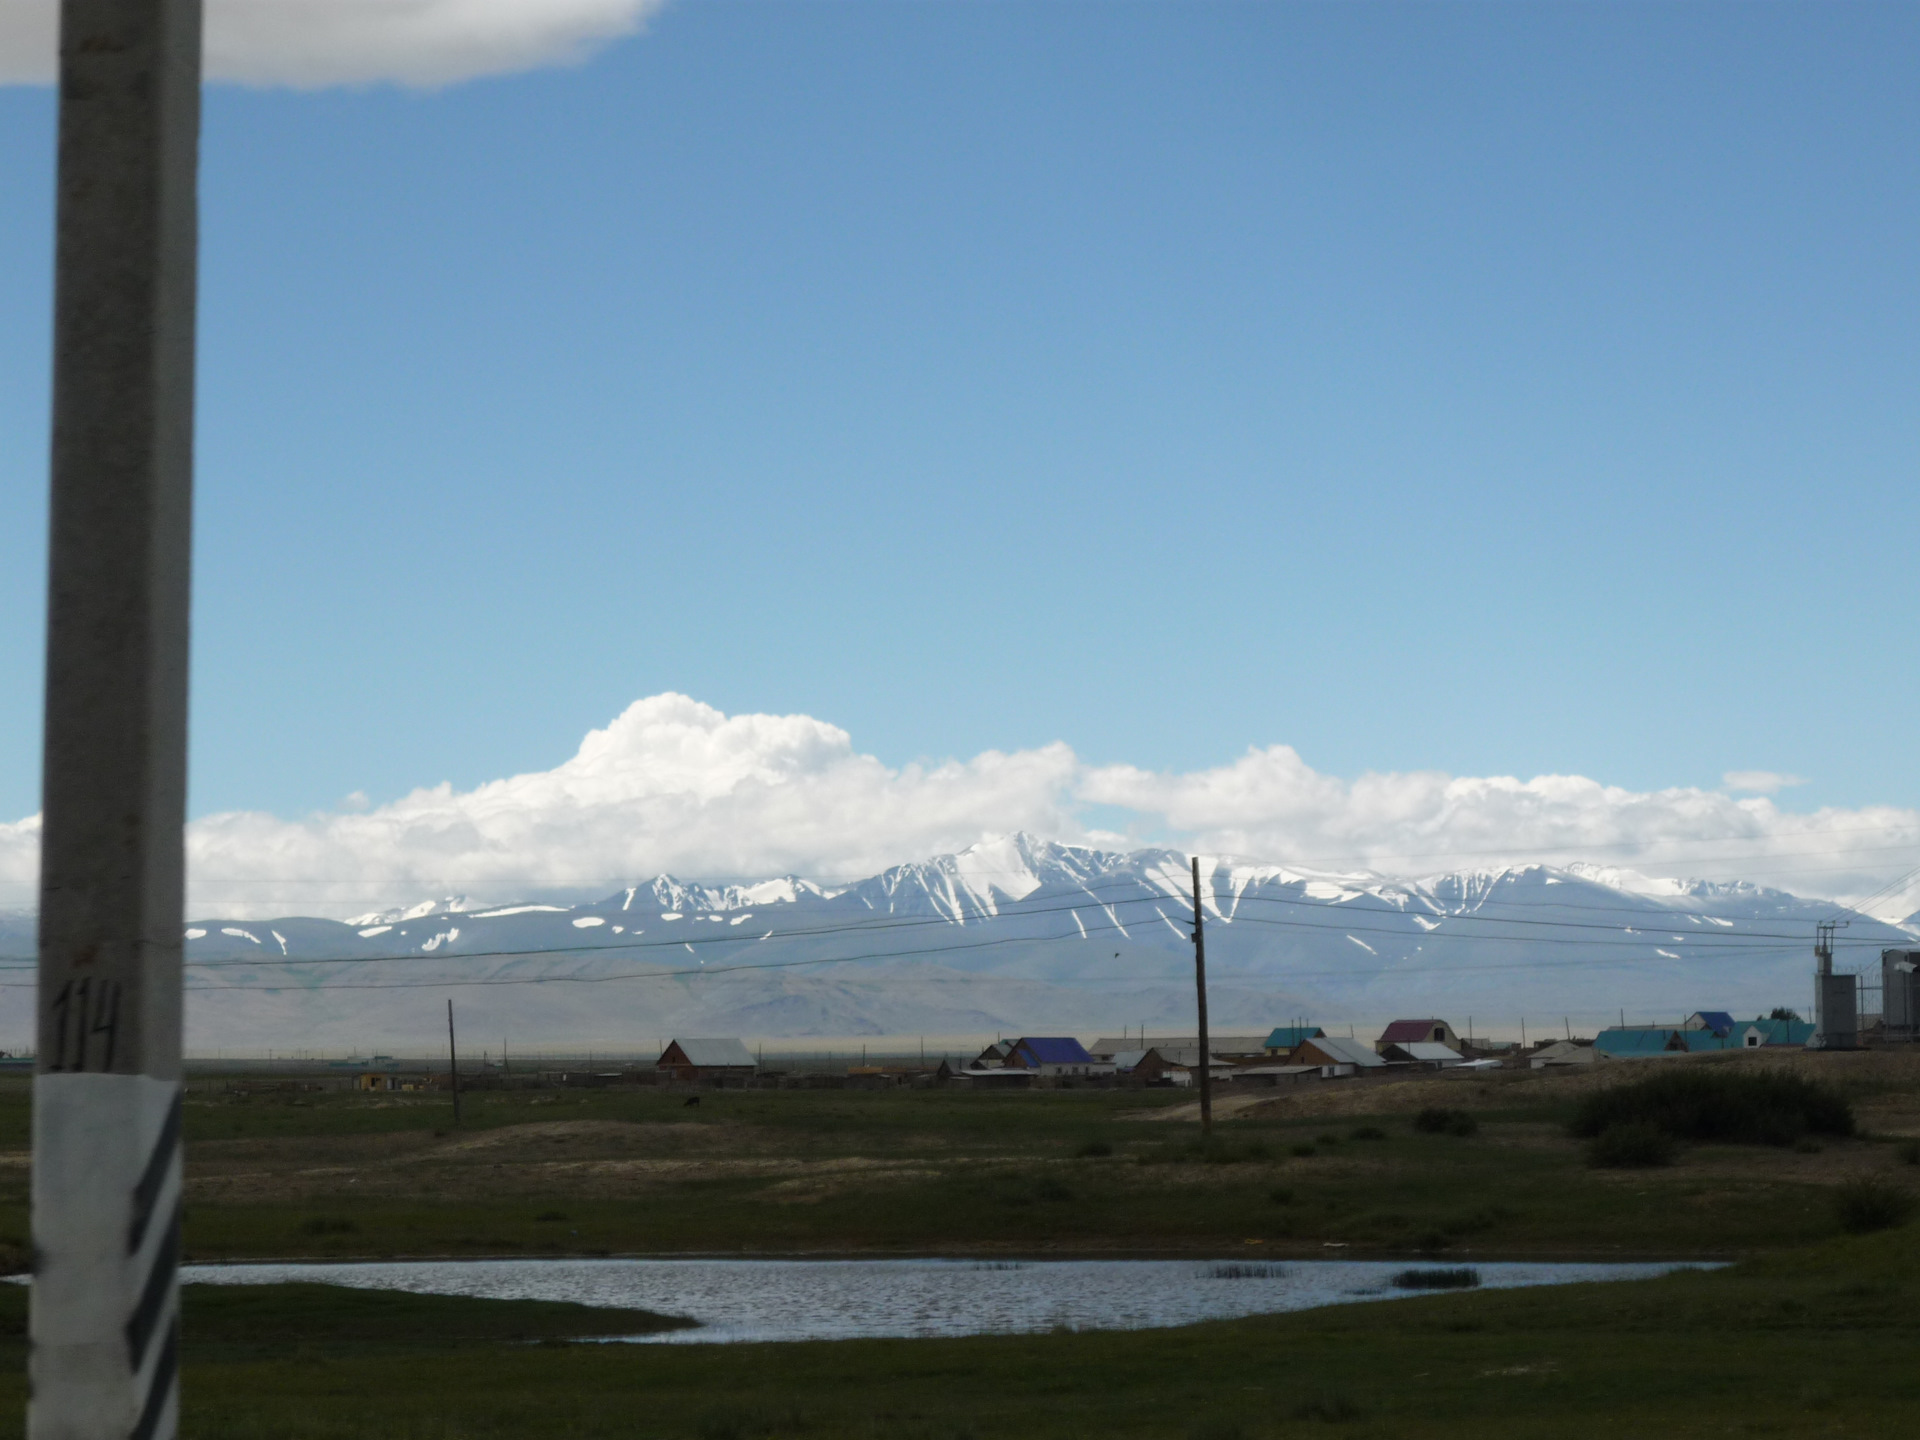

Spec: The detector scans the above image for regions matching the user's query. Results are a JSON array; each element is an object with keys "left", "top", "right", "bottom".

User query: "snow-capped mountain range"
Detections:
[{"left": 0, "top": 834, "right": 1912, "bottom": 1050}]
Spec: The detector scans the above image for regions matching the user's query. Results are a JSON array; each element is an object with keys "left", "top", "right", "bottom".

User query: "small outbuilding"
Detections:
[
  {"left": 1528, "top": 1039, "right": 1597, "bottom": 1069},
  {"left": 656, "top": 1037, "right": 757, "bottom": 1082},
  {"left": 1383, "top": 1041, "right": 1465, "bottom": 1069}
]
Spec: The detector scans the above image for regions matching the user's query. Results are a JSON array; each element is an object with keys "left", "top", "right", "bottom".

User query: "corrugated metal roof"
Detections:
[
  {"left": 1302, "top": 1035, "right": 1387, "bottom": 1067},
  {"left": 1263, "top": 1026, "right": 1325, "bottom": 1049},
  {"left": 663, "top": 1038, "right": 755, "bottom": 1068},
  {"left": 1012, "top": 1036, "right": 1094, "bottom": 1065},
  {"left": 1399, "top": 1042, "right": 1463, "bottom": 1062},
  {"left": 1594, "top": 1028, "right": 1683, "bottom": 1056}
]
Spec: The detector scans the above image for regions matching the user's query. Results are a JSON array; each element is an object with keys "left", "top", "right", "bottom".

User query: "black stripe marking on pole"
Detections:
[
  {"left": 125, "top": 1196, "right": 179, "bottom": 1372},
  {"left": 128, "top": 1091, "right": 182, "bottom": 1255},
  {"left": 129, "top": 1318, "right": 179, "bottom": 1440}
]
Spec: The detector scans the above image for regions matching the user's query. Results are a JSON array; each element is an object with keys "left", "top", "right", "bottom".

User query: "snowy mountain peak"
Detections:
[{"left": 343, "top": 895, "right": 478, "bottom": 927}]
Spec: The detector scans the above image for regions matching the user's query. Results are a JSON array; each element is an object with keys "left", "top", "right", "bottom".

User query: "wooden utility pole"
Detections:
[
  {"left": 33, "top": 2, "right": 201, "bottom": 1437},
  {"left": 447, "top": 1001, "right": 462, "bottom": 1125},
  {"left": 1189, "top": 857, "right": 1213, "bottom": 1138}
]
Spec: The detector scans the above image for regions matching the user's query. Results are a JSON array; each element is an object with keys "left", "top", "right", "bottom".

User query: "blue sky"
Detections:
[{"left": 2, "top": 0, "right": 1916, "bottom": 841}]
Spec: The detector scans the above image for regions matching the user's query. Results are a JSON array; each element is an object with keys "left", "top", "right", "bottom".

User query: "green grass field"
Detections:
[
  {"left": 0, "top": 1059, "right": 1900, "bottom": 1263},
  {"left": 0, "top": 1053, "right": 1914, "bottom": 1436}
]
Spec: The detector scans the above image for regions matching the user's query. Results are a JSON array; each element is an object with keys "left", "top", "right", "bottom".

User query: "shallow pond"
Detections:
[{"left": 181, "top": 1256, "right": 1706, "bottom": 1344}]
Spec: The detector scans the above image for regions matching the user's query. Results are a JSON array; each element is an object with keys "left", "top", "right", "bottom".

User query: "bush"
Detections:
[
  {"left": 1392, "top": 1267, "right": 1480, "bottom": 1290},
  {"left": 1289, "top": 1393, "right": 1365, "bottom": 1423},
  {"left": 1834, "top": 1181, "right": 1916, "bottom": 1235},
  {"left": 1568, "top": 1067, "right": 1853, "bottom": 1147},
  {"left": 1349, "top": 1125, "right": 1387, "bottom": 1141},
  {"left": 1587, "top": 1122, "right": 1678, "bottom": 1169},
  {"left": 1202, "top": 1142, "right": 1270, "bottom": 1165},
  {"left": 1290, "top": 1143, "right": 1317, "bottom": 1158},
  {"left": 1315, "top": 1133, "right": 1342, "bottom": 1146},
  {"left": 1268, "top": 1186, "right": 1296, "bottom": 1206},
  {"left": 1413, "top": 1107, "right": 1478, "bottom": 1137},
  {"left": 1895, "top": 1139, "right": 1920, "bottom": 1166},
  {"left": 1075, "top": 1139, "right": 1113, "bottom": 1158},
  {"left": 297, "top": 1216, "right": 356, "bottom": 1236}
]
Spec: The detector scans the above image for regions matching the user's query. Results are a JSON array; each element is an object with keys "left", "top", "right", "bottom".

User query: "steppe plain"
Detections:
[{"left": 0, "top": 1049, "right": 1913, "bottom": 1437}]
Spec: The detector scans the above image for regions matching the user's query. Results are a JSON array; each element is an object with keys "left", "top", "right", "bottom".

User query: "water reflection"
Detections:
[{"left": 180, "top": 1256, "right": 1705, "bottom": 1345}]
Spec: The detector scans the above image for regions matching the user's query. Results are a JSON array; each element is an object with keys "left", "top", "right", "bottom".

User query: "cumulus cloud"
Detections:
[
  {"left": 0, "top": 0, "right": 665, "bottom": 88},
  {"left": 1723, "top": 770, "right": 1808, "bottom": 795},
  {"left": 2, "top": 693, "right": 1916, "bottom": 921}
]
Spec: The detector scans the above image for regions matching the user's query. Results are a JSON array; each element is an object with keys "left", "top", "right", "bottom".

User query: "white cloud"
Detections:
[
  {"left": 0, "top": 0, "right": 665, "bottom": 88},
  {"left": 1723, "top": 770, "right": 1807, "bottom": 795},
  {"left": 2, "top": 693, "right": 1916, "bottom": 921}
]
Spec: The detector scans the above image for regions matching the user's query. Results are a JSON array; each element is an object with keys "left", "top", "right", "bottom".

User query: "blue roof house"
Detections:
[
  {"left": 1685, "top": 1012, "right": 1738, "bottom": 1035},
  {"left": 1006, "top": 1037, "right": 1112, "bottom": 1077},
  {"left": 1264, "top": 1026, "right": 1326, "bottom": 1054}
]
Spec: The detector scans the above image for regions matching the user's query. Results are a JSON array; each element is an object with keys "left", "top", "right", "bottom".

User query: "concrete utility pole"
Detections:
[
  {"left": 1189, "top": 857, "right": 1213, "bottom": 1138},
  {"left": 33, "top": 3, "right": 202, "bottom": 1437},
  {"left": 34, "top": 5, "right": 200, "bottom": 1436}
]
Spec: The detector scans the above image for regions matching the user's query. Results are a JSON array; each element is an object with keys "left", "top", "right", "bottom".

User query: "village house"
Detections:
[
  {"left": 1684, "top": 1011, "right": 1738, "bottom": 1033},
  {"left": 1262, "top": 1025, "right": 1325, "bottom": 1055},
  {"left": 1002, "top": 1037, "right": 1115, "bottom": 1078},
  {"left": 1374, "top": 1019, "right": 1461, "bottom": 1055},
  {"left": 1131, "top": 1046, "right": 1238, "bottom": 1086},
  {"left": 1291, "top": 1035, "right": 1388, "bottom": 1077},
  {"left": 937, "top": 1055, "right": 1032, "bottom": 1087},
  {"left": 656, "top": 1037, "right": 757, "bottom": 1082}
]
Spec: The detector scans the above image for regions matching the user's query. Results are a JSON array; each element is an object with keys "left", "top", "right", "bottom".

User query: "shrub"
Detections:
[
  {"left": 1349, "top": 1125, "right": 1387, "bottom": 1141},
  {"left": 1075, "top": 1139, "right": 1113, "bottom": 1158},
  {"left": 1392, "top": 1267, "right": 1480, "bottom": 1290},
  {"left": 1895, "top": 1139, "right": 1920, "bottom": 1166},
  {"left": 1414, "top": 1107, "right": 1478, "bottom": 1137},
  {"left": 1568, "top": 1067, "right": 1853, "bottom": 1147},
  {"left": 1289, "top": 1394, "right": 1365, "bottom": 1423},
  {"left": 1834, "top": 1181, "right": 1916, "bottom": 1235},
  {"left": 297, "top": 1216, "right": 356, "bottom": 1236},
  {"left": 1290, "top": 1143, "right": 1317, "bottom": 1158},
  {"left": 1212, "top": 1142, "right": 1270, "bottom": 1164},
  {"left": 1587, "top": 1122, "right": 1678, "bottom": 1169},
  {"left": 1315, "top": 1133, "right": 1342, "bottom": 1147},
  {"left": 534, "top": 1210, "right": 568, "bottom": 1223},
  {"left": 1268, "top": 1186, "right": 1296, "bottom": 1206}
]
